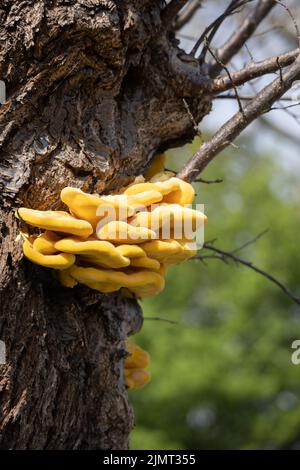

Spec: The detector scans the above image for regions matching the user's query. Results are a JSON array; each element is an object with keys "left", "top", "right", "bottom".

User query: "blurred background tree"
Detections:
[{"left": 130, "top": 138, "right": 300, "bottom": 450}]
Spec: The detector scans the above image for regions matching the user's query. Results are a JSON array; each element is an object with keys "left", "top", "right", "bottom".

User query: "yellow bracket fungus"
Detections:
[
  {"left": 16, "top": 168, "right": 206, "bottom": 299},
  {"left": 124, "top": 341, "right": 151, "bottom": 390}
]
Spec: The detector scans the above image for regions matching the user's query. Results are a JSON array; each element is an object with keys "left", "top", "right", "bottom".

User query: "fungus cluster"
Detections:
[
  {"left": 124, "top": 341, "right": 150, "bottom": 390},
  {"left": 16, "top": 160, "right": 206, "bottom": 298}
]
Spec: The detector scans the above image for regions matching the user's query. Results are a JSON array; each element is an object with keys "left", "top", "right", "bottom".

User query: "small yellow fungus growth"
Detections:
[
  {"left": 57, "top": 269, "right": 78, "bottom": 288},
  {"left": 125, "top": 368, "right": 151, "bottom": 390},
  {"left": 124, "top": 341, "right": 151, "bottom": 390},
  {"left": 125, "top": 341, "right": 150, "bottom": 369},
  {"left": 145, "top": 153, "right": 166, "bottom": 180},
  {"left": 23, "top": 239, "right": 75, "bottom": 270},
  {"left": 16, "top": 168, "right": 206, "bottom": 299},
  {"left": 18, "top": 208, "right": 93, "bottom": 238}
]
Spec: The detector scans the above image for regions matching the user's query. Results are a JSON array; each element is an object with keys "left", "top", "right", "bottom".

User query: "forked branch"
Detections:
[
  {"left": 211, "top": 49, "right": 300, "bottom": 93},
  {"left": 177, "top": 54, "right": 300, "bottom": 182},
  {"left": 192, "top": 242, "right": 300, "bottom": 307},
  {"left": 209, "top": 0, "right": 276, "bottom": 77}
]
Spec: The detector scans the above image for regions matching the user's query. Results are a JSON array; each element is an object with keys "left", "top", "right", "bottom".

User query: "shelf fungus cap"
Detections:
[
  {"left": 130, "top": 256, "right": 161, "bottom": 271},
  {"left": 131, "top": 204, "right": 206, "bottom": 237},
  {"left": 54, "top": 237, "right": 130, "bottom": 268},
  {"left": 163, "top": 178, "right": 195, "bottom": 205},
  {"left": 164, "top": 240, "right": 197, "bottom": 265},
  {"left": 23, "top": 239, "right": 76, "bottom": 270},
  {"left": 123, "top": 179, "right": 180, "bottom": 198},
  {"left": 69, "top": 265, "right": 165, "bottom": 297},
  {"left": 33, "top": 231, "right": 61, "bottom": 255},
  {"left": 61, "top": 187, "right": 135, "bottom": 227},
  {"left": 17, "top": 208, "right": 93, "bottom": 238},
  {"left": 116, "top": 244, "right": 146, "bottom": 258},
  {"left": 125, "top": 368, "right": 151, "bottom": 390},
  {"left": 125, "top": 342, "right": 150, "bottom": 369},
  {"left": 141, "top": 239, "right": 182, "bottom": 260},
  {"left": 97, "top": 221, "right": 157, "bottom": 244}
]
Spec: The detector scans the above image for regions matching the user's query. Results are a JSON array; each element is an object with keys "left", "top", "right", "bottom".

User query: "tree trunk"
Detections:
[{"left": 0, "top": 0, "right": 211, "bottom": 449}]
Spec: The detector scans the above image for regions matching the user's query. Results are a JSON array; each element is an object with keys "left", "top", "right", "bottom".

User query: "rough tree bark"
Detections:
[{"left": 0, "top": 0, "right": 212, "bottom": 449}]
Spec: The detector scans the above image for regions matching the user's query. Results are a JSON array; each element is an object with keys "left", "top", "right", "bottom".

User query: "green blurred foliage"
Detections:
[{"left": 129, "top": 137, "right": 300, "bottom": 450}]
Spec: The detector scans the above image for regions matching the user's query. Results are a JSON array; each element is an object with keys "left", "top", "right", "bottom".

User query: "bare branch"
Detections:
[
  {"left": 211, "top": 48, "right": 299, "bottom": 92},
  {"left": 175, "top": 0, "right": 202, "bottom": 30},
  {"left": 274, "top": 0, "right": 300, "bottom": 48},
  {"left": 216, "top": 94, "right": 297, "bottom": 102},
  {"left": 161, "top": 0, "right": 190, "bottom": 27},
  {"left": 193, "top": 242, "right": 300, "bottom": 307},
  {"left": 210, "top": 0, "right": 276, "bottom": 77},
  {"left": 177, "top": 53, "right": 300, "bottom": 181}
]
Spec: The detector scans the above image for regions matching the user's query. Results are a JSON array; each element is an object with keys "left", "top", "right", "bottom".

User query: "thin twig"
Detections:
[
  {"left": 198, "top": 1, "right": 250, "bottom": 64},
  {"left": 274, "top": 0, "right": 300, "bottom": 48},
  {"left": 192, "top": 243, "right": 300, "bottom": 306},
  {"left": 231, "top": 229, "right": 269, "bottom": 253},
  {"left": 144, "top": 316, "right": 178, "bottom": 325},
  {"left": 177, "top": 54, "right": 300, "bottom": 182},
  {"left": 194, "top": 177, "right": 223, "bottom": 184},
  {"left": 209, "top": 0, "right": 276, "bottom": 77},
  {"left": 191, "top": 0, "right": 249, "bottom": 57},
  {"left": 204, "top": 37, "right": 245, "bottom": 116}
]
